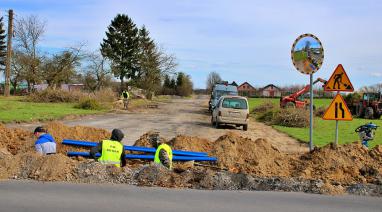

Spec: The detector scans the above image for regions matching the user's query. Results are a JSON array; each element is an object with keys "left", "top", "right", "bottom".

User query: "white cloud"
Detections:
[{"left": 370, "top": 72, "right": 382, "bottom": 77}]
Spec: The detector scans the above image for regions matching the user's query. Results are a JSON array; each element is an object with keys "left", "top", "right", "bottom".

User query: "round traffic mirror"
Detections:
[{"left": 291, "top": 34, "right": 324, "bottom": 74}]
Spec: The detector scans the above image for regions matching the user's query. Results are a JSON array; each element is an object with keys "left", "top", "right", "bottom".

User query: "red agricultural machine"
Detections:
[
  {"left": 280, "top": 78, "right": 327, "bottom": 109},
  {"left": 345, "top": 92, "right": 382, "bottom": 119}
]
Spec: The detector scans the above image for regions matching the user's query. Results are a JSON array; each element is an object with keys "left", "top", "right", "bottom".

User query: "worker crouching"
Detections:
[
  {"left": 34, "top": 126, "right": 56, "bottom": 155},
  {"left": 90, "top": 129, "right": 126, "bottom": 167},
  {"left": 150, "top": 132, "right": 173, "bottom": 170}
]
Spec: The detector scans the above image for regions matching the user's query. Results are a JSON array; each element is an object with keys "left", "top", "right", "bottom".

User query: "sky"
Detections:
[{"left": 1, "top": 0, "right": 382, "bottom": 89}]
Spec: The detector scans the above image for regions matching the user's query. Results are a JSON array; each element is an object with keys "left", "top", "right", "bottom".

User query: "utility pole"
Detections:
[{"left": 4, "top": 9, "right": 13, "bottom": 97}]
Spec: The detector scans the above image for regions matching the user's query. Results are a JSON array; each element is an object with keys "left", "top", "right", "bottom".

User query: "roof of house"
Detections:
[
  {"left": 261, "top": 84, "right": 281, "bottom": 90},
  {"left": 238, "top": 82, "right": 256, "bottom": 90}
]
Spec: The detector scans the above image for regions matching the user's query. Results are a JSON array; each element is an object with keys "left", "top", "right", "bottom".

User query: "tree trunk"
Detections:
[{"left": 120, "top": 76, "right": 124, "bottom": 92}]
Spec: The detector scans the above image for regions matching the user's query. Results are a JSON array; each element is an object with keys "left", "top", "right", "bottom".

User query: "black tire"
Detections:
[
  {"left": 365, "top": 107, "right": 374, "bottom": 119},
  {"left": 243, "top": 124, "right": 248, "bottom": 131}
]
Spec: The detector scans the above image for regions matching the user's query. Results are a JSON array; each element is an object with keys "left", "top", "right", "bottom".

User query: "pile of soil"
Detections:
[
  {"left": 211, "top": 132, "right": 291, "bottom": 176},
  {"left": 168, "top": 135, "right": 213, "bottom": 154},
  {"left": 293, "top": 143, "right": 382, "bottom": 185},
  {"left": 0, "top": 124, "right": 34, "bottom": 155},
  {"left": 0, "top": 123, "right": 381, "bottom": 196},
  {"left": 45, "top": 122, "right": 110, "bottom": 154}
]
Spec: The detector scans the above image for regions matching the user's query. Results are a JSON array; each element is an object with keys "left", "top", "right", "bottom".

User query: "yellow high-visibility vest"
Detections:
[
  {"left": 121, "top": 91, "right": 130, "bottom": 99},
  {"left": 154, "top": 144, "right": 173, "bottom": 169},
  {"left": 98, "top": 140, "right": 123, "bottom": 167}
]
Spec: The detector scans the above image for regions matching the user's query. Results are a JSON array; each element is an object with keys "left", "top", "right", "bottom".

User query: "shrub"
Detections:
[
  {"left": 256, "top": 109, "right": 277, "bottom": 123},
  {"left": 273, "top": 108, "right": 309, "bottom": 128},
  {"left": 252, "top": 101, "right": 276, "bottom": 114},
  {"left": 27, "top": 89, "right": 85, "bottom": 103},
  {"left": 315, "top": 106, "right": 326, "bottom": 117},
  {"left": 75, "top": 98, "right": 103, "bottom": 110},
  {"left": 92, "top": 88, "right": 116, "bottom": 103}
]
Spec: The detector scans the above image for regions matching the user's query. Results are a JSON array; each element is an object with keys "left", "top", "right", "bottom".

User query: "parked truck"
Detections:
[{"left": 209, "top": 82, "right": 238, "bottom": 112}]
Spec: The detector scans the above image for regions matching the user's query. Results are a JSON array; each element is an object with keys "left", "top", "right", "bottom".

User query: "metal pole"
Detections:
[
  {"left": 334, "top": 91, "right": 340, "bottom": 147},
  {"left": 4, "top": 9, "right": 13, "bottom": 97},
  {"left": 309, "top": 73, "right": 314, "bottom": 151},
  {"left": 335, "top": 120, "right": 339, "bottom": 147}
]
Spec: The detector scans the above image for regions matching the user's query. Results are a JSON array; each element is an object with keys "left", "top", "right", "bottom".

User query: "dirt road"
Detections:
[{"left": 9, "top": 96, "right": 307, "bottom": 153}]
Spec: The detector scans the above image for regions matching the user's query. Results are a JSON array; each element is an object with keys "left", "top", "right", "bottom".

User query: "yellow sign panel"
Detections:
[
  {"left": 322, "top": 93, "right": 353, "bottom": 121},
  {"left": 324, "top": 64, "right": 354, "bottom": 92}
]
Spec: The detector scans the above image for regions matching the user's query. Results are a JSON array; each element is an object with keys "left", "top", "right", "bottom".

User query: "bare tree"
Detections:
[
  {"left": 10, "top": 51, "right": 28, "bottom": 95},
  {"left": 83, "top": 51, "right": 112, "bottom": 91},
  {"left": 14, "top": 15, "right": 46, "bottom": 91},
  {"left": 158, "top": 48, "right": 177, "bottom": 76},
  {"left": 206, "top": 71, "right": 222, "bottom": 92},
  {"left": 41, "top": 47, "right": 82, "bottom": 89}
]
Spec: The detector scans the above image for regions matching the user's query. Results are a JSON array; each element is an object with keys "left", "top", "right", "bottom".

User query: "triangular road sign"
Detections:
[
  {"left": 322, "top": 93, "right": 353, "bottom": 121},
  {"left": 324, "top": 64, "right": 354, "bottom": 92}
]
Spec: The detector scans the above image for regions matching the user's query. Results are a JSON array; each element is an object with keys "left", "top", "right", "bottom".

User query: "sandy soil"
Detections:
[{"left": 7, "top": 96, "right": 307, "bottom": 153}]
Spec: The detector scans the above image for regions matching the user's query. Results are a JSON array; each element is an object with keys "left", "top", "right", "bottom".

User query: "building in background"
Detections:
[
  {"left": 260, "top": 84, "right": 281, "bottom": 97},
  {"left": 237, "top": 82, "right": 256, "bottom": 97}
]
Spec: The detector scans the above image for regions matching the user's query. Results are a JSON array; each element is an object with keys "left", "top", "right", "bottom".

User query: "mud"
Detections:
[{"left": 0, "top": 123, "right": 381, "bottom": 196}]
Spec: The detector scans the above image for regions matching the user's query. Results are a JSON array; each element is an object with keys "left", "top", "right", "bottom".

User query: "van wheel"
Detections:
[
  {"left": 211, "top": 116, "right": 215, "bottom": 125},
  {"left": 243, "top": 124, "right": 248, "bottom": 131}
]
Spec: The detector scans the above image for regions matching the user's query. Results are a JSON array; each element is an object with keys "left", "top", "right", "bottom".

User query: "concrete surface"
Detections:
[{"left": 0, "top": 180, "right": 380, "bottom": 212}]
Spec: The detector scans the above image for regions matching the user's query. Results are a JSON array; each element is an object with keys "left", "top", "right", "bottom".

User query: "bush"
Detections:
[
  {"left": 252, "top": 101, "right": 276, "bottom": 114},
  {"left": 75, "top": 98, "right": 103, "bottom": 110},
  {"left": 27, "top": 89, "right": 85, "bottom": 103},
  {"left": 315, "top": 106, "right": 326, "bottom": 117},
  {"left": 273, "top": 108, "right": 309, "bottom": 128},
  {"left": 92, "top": 88, "right": 116, "bottom": 103},
  {"left": 256, "top": 109, "right": 277, "bottom": 123}
]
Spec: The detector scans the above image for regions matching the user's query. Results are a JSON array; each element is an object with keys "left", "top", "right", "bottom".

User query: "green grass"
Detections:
[
  {"left": 247, "top": 98, "right": 279, "bottom": 111},
  {"left": 0, "top": 96, "right": 105, "bottom": 123},
  {"left": 248, "top": 98, "right": 382, "bottom": 148}
]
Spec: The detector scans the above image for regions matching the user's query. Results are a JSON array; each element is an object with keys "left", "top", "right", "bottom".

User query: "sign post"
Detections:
[
  {"left": 323, "top": 64, "right": 354, "bottom": 147},
  {"left": 291, "top": 34, "right": 324, "bottom": 151}
]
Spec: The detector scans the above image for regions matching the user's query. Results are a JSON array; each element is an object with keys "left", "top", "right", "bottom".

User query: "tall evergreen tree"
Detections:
[
  {"left": 101, "top": 14, "right": 139, "bottom": 90},
  {"left": 136, "top": 25, "right": 161, "bottom": 98},
  {"left": 0, "top": 16, "right": 7, "bottom": 71}
]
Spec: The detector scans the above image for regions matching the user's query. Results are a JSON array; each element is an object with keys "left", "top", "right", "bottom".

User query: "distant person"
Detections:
[
  {"left": 33, "top": 126, "right": 56, "bottom": 155},
  {"left": 121, "top": 90, "right": 130, "bottom": 110},
  {"left": 90, "top": 129, "right": 126, "bottom": 167},
  {"left": 149, "top": 132, "right": 173, "bottom": 170}
]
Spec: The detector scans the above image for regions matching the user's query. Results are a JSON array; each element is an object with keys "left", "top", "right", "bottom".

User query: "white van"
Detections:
[{"left": 211, "top": 96, "right": 249, "bottom": 131}]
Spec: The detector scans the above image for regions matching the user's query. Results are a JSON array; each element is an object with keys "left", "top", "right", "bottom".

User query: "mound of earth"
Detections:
[
  {"left": 212, "top": 132, "right": 291, "bottom": 176},
  {"left": 0, "top": 124, "right": 34, "bottom": 155},
  {"left": 294, "top": 143, "right": 382, "bottom": 184},
  {"left": 0, "top": 123, "right": 381, "bottom": 196},
  {"left": 45, "top": 122, "right": 110, "bottom": 154}
]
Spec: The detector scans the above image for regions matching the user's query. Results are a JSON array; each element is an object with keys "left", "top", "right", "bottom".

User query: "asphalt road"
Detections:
[{"left": 0, "top": 180, "right": 380, "bottom": 212}]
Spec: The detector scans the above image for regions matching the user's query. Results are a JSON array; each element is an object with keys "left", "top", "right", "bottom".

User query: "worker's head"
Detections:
[
  {"left": 149, "top": 132, "right": 161, "bottom": 148},
  {"left": 34, "top": 126, "right": 47, "bottom": 137},
  {"left": 110, "top": 129, "right": 124, "bottom": 142}
]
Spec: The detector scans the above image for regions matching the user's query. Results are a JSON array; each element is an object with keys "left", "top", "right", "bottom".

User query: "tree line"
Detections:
[{"left": 0, "top": 13, "right": 193, "bottom": 98}]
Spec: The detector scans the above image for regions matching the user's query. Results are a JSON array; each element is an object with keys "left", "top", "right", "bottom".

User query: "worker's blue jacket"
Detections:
[{"left": 35, "top": 134, "right": 56, "bottom": 155}]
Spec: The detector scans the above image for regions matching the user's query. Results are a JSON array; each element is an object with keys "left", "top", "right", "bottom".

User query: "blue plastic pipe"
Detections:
[
  {"left": 67, "top": 151, "right": 217, "bottom": 161},
  {"left": 62, "top": 139, "right": 208, "bottom": 157}
]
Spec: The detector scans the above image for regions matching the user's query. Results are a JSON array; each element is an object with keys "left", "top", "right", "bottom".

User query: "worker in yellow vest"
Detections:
[
  {"left": 121, "top": 90, "right": 130, "bottom": 110},
  {"left": 149, "top": 132, "right": 173, "bottom": 170},
  {"left": 90, "top": 129, "right": 126, "bottom": 167}
]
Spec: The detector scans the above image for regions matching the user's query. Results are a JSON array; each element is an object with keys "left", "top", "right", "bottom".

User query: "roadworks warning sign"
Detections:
[
  {"left": 324, "top": 64, "right": 354, "bottom": 92},
  {"left": 322, "top": 93, "right": 353, "bottom": 121}
]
